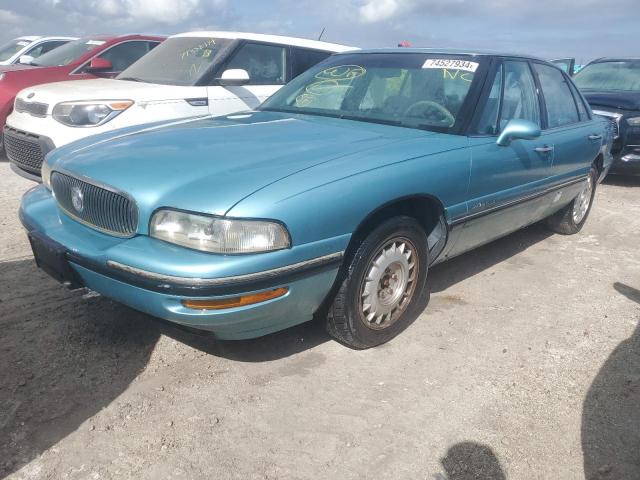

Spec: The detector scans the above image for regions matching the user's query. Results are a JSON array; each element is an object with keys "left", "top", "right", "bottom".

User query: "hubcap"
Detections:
[
  {"left": 572, "top": 175, "right": 593, "bottom": 224},
  {"left": 360, "top": 238, "right": 418, "bottom": 330}
]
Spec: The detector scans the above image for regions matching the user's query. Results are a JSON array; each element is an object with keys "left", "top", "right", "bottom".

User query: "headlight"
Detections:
[
  {"left": 52, "top": 100, "right": 133, "bottom": 127},
  {"left": 149, "top": 210, "right": 290, "bottom": 254},
  {"left": 41, "top": 160, "right": 52, "bottom": 189},
  {"left": 627, "top": 116, "right": 640, "bottom": 126}
]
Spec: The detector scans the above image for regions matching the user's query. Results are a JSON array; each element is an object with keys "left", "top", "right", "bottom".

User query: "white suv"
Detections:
[
  {"left": 0, "top": 36, "right": 77, "bottom": 66},
  {"left": 6, "top": 31, "right": 355, "bottom": 181}
]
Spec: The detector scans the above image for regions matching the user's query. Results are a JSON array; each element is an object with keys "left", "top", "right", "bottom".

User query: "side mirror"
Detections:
[
  {"left": 19, "top": 55, "right": 34, "bottom": 65},
  {"left": 217, "top": 69, "right": 250, "bottom": 86},
  {"left": 86, "top": 57, "right": 113, "bottom": 72},
  {"left": 496, "top": 119, "right": 541, "bottom": 146}
]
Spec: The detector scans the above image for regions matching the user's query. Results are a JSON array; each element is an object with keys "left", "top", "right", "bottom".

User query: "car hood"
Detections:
[
  {"left": 18, "top": 78, "right": 206, "bottom": 108},
  {"left": 48, "top": 111, "right": 443, "bottom": 222},
  {"left": 582, "top": 90, "right": 640, "bottom": 111}
]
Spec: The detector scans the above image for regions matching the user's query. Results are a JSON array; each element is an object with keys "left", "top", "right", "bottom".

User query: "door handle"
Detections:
[
  {"left": 534, "top": 145, "right": 554, "bottom": 154},
  {"left": 588, "top": 134, "right": 603, "bottom": 141}
]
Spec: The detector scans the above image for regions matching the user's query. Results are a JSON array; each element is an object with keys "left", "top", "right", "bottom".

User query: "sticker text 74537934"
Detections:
[{"left": 423, "top": 59, "right": 479, "bottom": 73}]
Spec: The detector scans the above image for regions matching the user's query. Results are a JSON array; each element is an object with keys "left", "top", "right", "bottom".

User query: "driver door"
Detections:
[
  {"left": 207, "top": 42, "right": 287, "bottom": 115},
  {"left": 450, "top": 60, "right": 553, "bottom": 256}
]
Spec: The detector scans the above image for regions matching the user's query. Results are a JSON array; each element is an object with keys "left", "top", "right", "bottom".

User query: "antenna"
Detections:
[{"left": 318, "top": 27, "right": 326, "bottom": 41}]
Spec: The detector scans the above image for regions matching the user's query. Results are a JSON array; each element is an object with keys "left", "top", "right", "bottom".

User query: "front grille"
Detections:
[
  {"left": 51, "top": 172, "right": 138, "bottom": 237},
  {"left": 4, "top": 127, "right": 45, "bottom": 173},
  {"left": 14, "top": 98, "right": 48, "bottom": 117},
  {"left": 593, "top": 110, "right": 622, "bottom": 139}
]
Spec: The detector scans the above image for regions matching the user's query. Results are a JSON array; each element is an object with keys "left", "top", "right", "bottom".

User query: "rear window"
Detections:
[{"left": 32, "top": 38, "right": 106, "bottom": 67}]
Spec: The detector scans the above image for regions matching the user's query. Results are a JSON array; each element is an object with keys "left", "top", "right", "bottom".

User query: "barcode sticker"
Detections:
[
  {"left": 86, "top": 40, "right": 106, "bottom": 46},
  {"left": 423, "top": 59, "right": 479, "bottom": 73}
]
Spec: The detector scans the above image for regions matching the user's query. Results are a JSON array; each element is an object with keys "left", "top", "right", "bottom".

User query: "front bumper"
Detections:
[
  {"left": 609, "top": 148, "right": 640, "bottom": 176},
  {"left": 20, "top": 186, "right": 345, "bottom": 340}
]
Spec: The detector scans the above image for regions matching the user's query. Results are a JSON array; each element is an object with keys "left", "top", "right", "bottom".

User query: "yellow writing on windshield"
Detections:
[
  {"left": 295, "top": 65, "right": 367, "bottom": 107},
  {"left": 180, "top": 38, "right": 216, "bottom": 60}
]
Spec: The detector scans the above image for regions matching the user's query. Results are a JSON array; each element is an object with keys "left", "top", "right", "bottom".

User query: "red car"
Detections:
[{"left": 0, "top": 34, "right": 165, "bottom": 150}]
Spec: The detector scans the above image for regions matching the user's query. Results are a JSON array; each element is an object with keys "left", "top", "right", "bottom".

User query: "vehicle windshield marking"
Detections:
[
  {"left": 117, "top": 37, "right": 234, "bottom": 86},
  {"left": 260, "top": 53, "right": 481, "bottom": 133},
  {"left": 574, "top": 61, "right": 640, "bottom": 92}
]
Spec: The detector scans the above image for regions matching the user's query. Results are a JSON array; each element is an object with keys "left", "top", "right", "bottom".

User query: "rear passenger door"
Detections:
[
  {"left": 532, "top": 62, "right": 600, "bottom": 181},
  {"left": 451, "top": 60, "right": 551, "bottom": 256}
]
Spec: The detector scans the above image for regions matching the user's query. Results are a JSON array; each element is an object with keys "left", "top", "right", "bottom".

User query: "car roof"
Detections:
[
  {"left": 588, "top": 57, "right": 640, "bottom": 63},
  {"left": 15, "top": 36, "right": 41, "bottom": 42},
  {"left": 76, "top": 34, "right": 167, "bottom": 42},
  {"left": 170, "top": 31, "right": 356, "bottom": 52},
  {"left": 338, "top": 47, "right": 547, "bottom": 62}
]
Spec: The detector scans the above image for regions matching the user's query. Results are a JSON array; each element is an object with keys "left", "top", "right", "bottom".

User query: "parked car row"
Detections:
[
  {"left": 3, "top": 32, "right": 355, "bottom": 180},
  {"left": 16, "top": 44, "right": 614, "bottom": 348}
]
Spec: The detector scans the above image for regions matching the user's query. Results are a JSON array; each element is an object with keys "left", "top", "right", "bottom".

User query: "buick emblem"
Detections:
[
  {"left": 71, "top": 186, "right": 85, "bottom": 213},
  {"left": 27, "top": 92, "right": 35, "bottom": 99}
]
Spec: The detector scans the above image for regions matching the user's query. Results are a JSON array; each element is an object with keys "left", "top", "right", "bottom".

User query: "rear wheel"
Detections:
[
  {"left": 326, "top": 216, "right": 430, "bottom": 349},
  {"left": 545, "top": 166, "right": 597, "bottom": 235}
]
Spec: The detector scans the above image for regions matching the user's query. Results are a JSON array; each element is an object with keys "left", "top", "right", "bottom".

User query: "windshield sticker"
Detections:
[
  {"left": 86, "top": 40, "right": 106, "bottom": 46},
  {"left": 17, "top": 41, "right": 29, "bottom": 47},
  {"left": 295, "top": 65, "right": 366, "bottom": 107},
  {"left": 180, "top": 38, "right": 216, "bottom": 60},
  {"left": 423, "top": 59, "right": 479, "bottom": 73}
]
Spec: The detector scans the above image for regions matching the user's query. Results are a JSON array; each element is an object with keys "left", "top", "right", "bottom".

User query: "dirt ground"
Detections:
[{"left": 1, "top": 156, "right": 639, "bottom": 480}]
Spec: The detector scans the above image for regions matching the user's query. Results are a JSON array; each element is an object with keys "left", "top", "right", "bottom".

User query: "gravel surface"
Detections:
[{"left": 1, "top": 157, "right": 639, "bottom": 480}]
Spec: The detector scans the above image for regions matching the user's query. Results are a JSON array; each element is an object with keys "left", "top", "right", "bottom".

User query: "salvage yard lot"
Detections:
[{"left": 1, "top": 158, "right": 639, "bottom": 480}]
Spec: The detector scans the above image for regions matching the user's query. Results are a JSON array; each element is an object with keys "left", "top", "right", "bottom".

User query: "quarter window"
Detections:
[
  {"left": 224, "top": 43, "right": 286, "bottom": 85},
  {"left": 499, "top": 61, "right": 540, "bottom": 129},
  {"left": 567, "top": 79, "right": 590, "bottom": 121},
  {"left": 534, "top": 63, "right": 580, "bottom": 128}
]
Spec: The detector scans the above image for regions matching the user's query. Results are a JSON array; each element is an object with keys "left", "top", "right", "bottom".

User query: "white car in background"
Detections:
[
  {"left": 0, "top": 36, "right": 76, "bottom": 66},
  {"left": 5, "top": 31, "right": 356, "bottom": 181}
]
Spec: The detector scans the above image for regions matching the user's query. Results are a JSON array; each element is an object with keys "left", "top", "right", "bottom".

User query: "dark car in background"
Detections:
[{"left": 574, "top": 58, "right": 640, "bottom": 175}]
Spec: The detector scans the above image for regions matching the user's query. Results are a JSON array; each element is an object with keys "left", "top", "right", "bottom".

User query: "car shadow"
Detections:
[
  {"left": 429, "top": 223, "right": 553, "bottom": 294},
  {"left": 602, "top": 175, "right": 640, "bottom": 187},
  {"left": 0, "top": 257, "right": 329, "bottom": 476},
  {"left": 437, "top": 441, "right": 507, "bottom": 480},
  {"left": 581, "top": 282, "right": 640, "bottom": 479}
]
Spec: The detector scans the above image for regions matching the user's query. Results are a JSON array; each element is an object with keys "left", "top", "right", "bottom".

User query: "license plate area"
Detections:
[{"left": 28, "top": 231, "right": 83, "bottom": 289}]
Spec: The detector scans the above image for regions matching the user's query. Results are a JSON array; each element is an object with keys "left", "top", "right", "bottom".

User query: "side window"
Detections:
[
  {"left": 291, "top": 48, "right": 331, "bottom": 79},
  {"left": 534, "top": 63, "right": 580, "bottom": 128},
  {"left": 224, "top": 43, "right": 286, "bottom": 85},
  {"left": 476, "top": 64, "right": 503, "bottom": 134},
  {"left": 567, "top": 78, "right": 590, "bottom": 121},
  {"left": 27, "top": 41, "right": 68, "bottom": 59},
  {"left": 97, "top": 41, "right": 155, "bottom": 72},
  {"left": 500, "top": 61, "right": 540, "bottom": 129}
]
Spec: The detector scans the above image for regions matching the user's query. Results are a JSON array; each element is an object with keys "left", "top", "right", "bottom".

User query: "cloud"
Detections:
[
  {"left": 0, "top": 8, "right": 21, "bottom": 24},
  {"left": 359, "top": 0, "right": 406, "bottom": 22}
]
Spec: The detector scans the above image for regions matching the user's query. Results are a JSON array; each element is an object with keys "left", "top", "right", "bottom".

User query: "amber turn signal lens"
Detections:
[{"left": 182, "top": 287, "right": 289, "bottom": 310}]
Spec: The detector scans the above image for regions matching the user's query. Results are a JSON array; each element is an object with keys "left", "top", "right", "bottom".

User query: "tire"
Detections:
[
  {"left": 326, "top": 216, "right": 430, "bottom": 349},
  {"left": 545, "top": 166, "right": 597, "bottom": 235}
]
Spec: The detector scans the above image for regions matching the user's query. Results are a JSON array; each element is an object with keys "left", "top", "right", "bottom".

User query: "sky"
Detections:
[{"left": 0, "top": 0, "right": 638, "bottom": 64}]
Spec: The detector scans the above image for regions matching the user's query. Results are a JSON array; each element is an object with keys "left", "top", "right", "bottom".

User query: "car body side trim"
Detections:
[
  {"left": 105, "top": 251, "right": 344, "bottom": 287},
  {"left": 450, "top": 174, "right": 588, "bottom": 227}
]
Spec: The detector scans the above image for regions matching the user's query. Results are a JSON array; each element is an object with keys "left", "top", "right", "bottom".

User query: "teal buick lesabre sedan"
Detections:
[{"left": 20, "top": 50, "right": 613, "bottom": 349}]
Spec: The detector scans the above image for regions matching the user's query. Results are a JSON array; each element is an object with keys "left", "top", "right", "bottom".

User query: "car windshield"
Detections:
[
  {"left": 574, "top": 61, "right": 640, "bottom": 92},
  {"left": 31, "top": 38, "right": 105, "bottom": 67},
  {"left": 260, "top": 53, "right": 482, "bottom": 133},
  {"left": 117, "top": 37, "right": 235, "bottom": 86},
  {"left": 0, "top": 38, "right": 30, "bottom": 62}
]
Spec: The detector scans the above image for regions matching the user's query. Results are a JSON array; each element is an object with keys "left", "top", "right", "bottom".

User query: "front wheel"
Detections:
[
  {"left": 545, "top": 166, "right": 597, "bottom": 235},
  {"left": 326, "top": 216, "right": 430, "bottom": 349}
]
